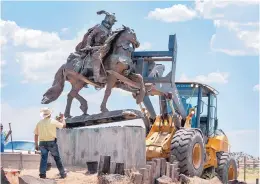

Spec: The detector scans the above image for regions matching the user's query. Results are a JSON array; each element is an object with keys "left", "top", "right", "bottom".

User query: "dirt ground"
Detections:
[
  {"left": 6, "top": 167, "right": 224, "bottom": 184},
  {"left": 19, "top": 167, "right": 98, "bottom": 184}
]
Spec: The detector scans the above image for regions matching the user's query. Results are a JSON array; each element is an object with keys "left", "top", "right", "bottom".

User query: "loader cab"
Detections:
[{"left": 174, "top": 82, "right": 219, "bottom": 138}]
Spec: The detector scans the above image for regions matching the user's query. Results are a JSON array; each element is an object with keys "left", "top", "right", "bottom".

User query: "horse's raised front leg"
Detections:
[
  {"left": 75, "top": 93, "right": 88, "bottom": 115},
  {"left": 129, "top": 73, "right": 145, "bottom": 104},
  {"left": 100, "top": 75, "right": 117, "bottom": 113}
]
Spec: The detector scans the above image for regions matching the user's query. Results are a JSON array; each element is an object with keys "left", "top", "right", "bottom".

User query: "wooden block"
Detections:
[
  {"left": 160, "top": 158, "right": 166, "bottom": 176},
  {"left": 139, "top": 168, "right": 149, "bottom": 184},
  {"left": 151, "top": 158, "right": 161, "bottom": 180},
  {"left": 172, "top": 162, "right": 179, "bottom": 179},
  {"left": 98, "top": 155, "right": 111, "bottom": 175},
  {"left": 115, "top": 163, "right": 124, "bottom": 175},
  {"left": 145, "top": 165, "right": 152, "bottom": 184},
  {"left": 169, "top": 164, "right": 175, "bottom": 180},
  {"left": 86, "top": 161, "right": 98, "bottom": 174},
  {"left": 130, "top": 172, "right": 143, "bottom": 184},
  {"left": 166, "top": 162, "right": 170, "bottom": 177},
  {"left": 110, "top": 161, "right": 116, "bottom": 174},
  {"left": 146, "top": 161, "right": 156, "bottom": 184}
]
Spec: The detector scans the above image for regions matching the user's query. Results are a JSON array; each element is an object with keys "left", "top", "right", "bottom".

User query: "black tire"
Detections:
[
  {"left": 171, "top": 128, "right": 205, "bottom": 176},
  {"left": 216, "top": 152, "right": 238, "bottom": 184}
]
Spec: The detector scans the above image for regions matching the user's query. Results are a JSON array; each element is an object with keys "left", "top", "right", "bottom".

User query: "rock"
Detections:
[
  {"left": 98, "top": 174, "right": 132, "bottom": 184},
  {"left": 18, "top": 175, "right": 57, "bottom": 184},
  {"left": 156, "top": 175, "right": 173, "bottom": 184}
]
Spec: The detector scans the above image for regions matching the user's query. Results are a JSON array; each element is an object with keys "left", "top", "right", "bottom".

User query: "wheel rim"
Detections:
[
  {"left": 192, "top": 143, "right": 202, "bottom": 169},
  {"left": 228, "top": 164, "right": 235, "bottom": 180}
]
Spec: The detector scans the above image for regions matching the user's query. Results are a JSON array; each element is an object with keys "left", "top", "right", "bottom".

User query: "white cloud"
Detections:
[
  {"left": 253, "top": 84, "right": 260, "bottom": 92},
  {"left": 178, "top": 71, "right": 229, "bottom": 84},
  {"left": 146, "top": 2, "right": 259, "bottom": 56},
  {"left": 136, "top": 42, "right": 152, "bottom": 51},
  {"left": 211, "top": 20, "right": 259, "bottom": 56},
  {"left": 195, "top": 0, "right": 259, "bottom": 19},
  {"left": 61, "top": 27, "right": 69, "bottom": 33},
  {"left": 1, "top": 19, "right": 80, "bottom": 83},
  {"left": 146, "top": 4, "right": 197, "bottom": 23}
]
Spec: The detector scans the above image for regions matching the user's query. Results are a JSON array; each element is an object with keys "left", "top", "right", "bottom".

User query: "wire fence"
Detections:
[{"left": 237, "top": 156, "right": 260, "bottom": 183}]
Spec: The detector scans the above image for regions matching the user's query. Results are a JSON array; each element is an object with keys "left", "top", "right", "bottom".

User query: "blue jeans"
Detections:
[
  {"left": 1, "top": 143, "right": 4, "bottom": 152},
  {"left": 39, "top": 140, "right": 65, "bottom": 176}
]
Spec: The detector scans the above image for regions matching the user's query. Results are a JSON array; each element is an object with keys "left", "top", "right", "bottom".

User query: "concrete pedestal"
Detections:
[{"left": 50, "top": 118, "right": 146, "bottom": 170}]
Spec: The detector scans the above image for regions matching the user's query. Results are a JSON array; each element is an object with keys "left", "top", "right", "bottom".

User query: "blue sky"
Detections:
[{"left": 1, "top": 1, "right": 259, "bottom": 157}]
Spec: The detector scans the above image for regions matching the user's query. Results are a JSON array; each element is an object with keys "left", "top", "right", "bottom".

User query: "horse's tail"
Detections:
[
  {"left": 52, "top": 64, "right": 66, "bottom": 91},
  {"left": 41, "top": 64, "right": 66, "bottom": 104}
]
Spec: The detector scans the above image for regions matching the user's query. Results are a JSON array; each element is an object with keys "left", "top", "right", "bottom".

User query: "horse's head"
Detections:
[{"left": 120, "top": 25, "right": 140, "bottom": 49}]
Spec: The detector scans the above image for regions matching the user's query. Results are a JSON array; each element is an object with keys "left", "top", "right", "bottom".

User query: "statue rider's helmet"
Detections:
[{"left": 97, "top": 10, "right": 117, "bottom": 27}]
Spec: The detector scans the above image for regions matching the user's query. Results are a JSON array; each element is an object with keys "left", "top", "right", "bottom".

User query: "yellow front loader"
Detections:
[{"left": 143, "top": 82, "right": 237, "bottom": 183}]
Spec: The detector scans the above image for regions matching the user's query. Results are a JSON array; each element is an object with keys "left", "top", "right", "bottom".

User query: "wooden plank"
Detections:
[
  {"left": 166, "top": 162, "right": 170, "bottom": 177},
  {"left": 172, "top": 162, "right": 179, "bottom": 178},
  {"left": 110, "top": 161, "right": 116, "bottom": 174},
  {"left": 98, "top": 155, "right": 110, "bottom": 175},
  {"left": 107, "top": 70, "right": 141, "bottom": 89},
  {"left": 139, "top": 168, "right": 149, "bottom": 184},
  {"left": 152, "top": 158, "right": 161, "bottom": 180},
  {"left": 169, "top": 164, "right": 174, "bottom": 180},
  {"left": 145, "top": 165, "right": 152, "bottom": 184},
  {"left": 147, "top": 161, "right": 156, "bottom": 184},
  {"left": 160, "top": 158, "right": 166, "bottom": 176},
  {"left": 115, "top": 163, "right": 124, "bottom": 175}
]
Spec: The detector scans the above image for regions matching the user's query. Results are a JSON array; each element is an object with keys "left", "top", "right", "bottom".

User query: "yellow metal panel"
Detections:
[
  {"left": 204, "top": 134, "right": 229, "bottom": 168},
  {"left": 204, "top": 147, "right": 218, "bottom": 169},
  {"left": 207, "top": 135, "right": 229, "bottom": 152}
]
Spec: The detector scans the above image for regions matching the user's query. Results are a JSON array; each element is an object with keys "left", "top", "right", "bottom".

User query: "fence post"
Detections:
[{"left": 244, "top": 156, "right": 246, "bottom": 182}]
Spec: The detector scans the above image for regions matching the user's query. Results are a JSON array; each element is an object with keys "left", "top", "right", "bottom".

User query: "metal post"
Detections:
[{"left": 8, "top": 123, "right": 13, "bottom": 152}]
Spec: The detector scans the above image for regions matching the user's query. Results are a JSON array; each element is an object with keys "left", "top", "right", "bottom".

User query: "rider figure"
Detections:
[{"left": 75, "top": 10, "right": 117, "bottom": 83}]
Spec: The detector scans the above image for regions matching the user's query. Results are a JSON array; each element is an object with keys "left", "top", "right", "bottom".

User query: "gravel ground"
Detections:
[{"left": 20, "top": 167, "right": 98, "bottom": 184}]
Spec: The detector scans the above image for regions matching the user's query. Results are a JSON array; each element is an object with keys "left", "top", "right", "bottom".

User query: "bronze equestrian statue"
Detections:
[
  {"left": 41, "top": 23, "right": 145, "bottom": 118},
  {"left": 72, "top": 10, "right": 117, "bottom": 84}
]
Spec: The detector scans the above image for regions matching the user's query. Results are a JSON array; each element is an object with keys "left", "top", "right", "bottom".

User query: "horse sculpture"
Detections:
[{"left": 41, "top": 26, "right": 146, "bottom": 118}]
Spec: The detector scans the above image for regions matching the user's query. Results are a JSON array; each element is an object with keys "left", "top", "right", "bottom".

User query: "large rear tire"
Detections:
[
  {"left": 171, "top": 129, "right": 205, "bottom": 176},
  {"left": 216, "top": 152, "right": 238, "bottom": 184}
]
